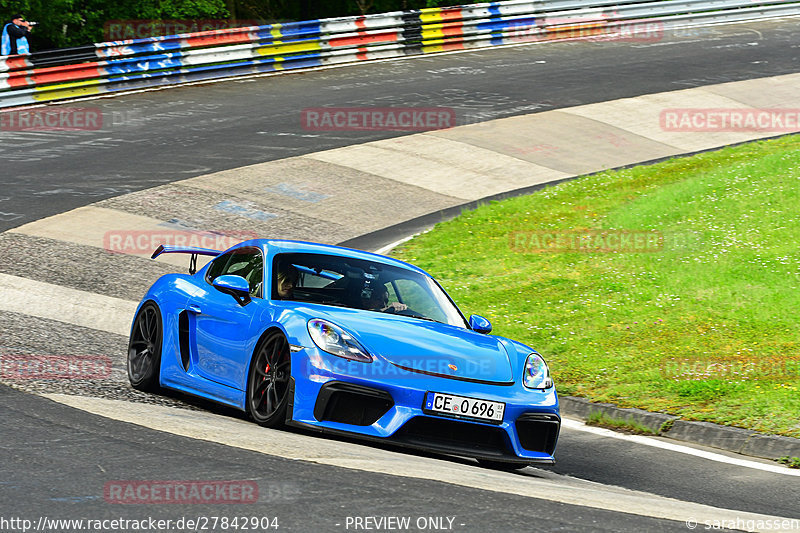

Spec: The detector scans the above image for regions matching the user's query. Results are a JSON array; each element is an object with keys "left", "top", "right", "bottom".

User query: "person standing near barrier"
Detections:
[{"left": 1, "top": 14, "right": 33, "bottom": 56}]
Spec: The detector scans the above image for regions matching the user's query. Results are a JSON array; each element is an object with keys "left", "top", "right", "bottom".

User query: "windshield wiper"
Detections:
[{"left": 406, "top": 315, "right": 443, "bottom": 324}]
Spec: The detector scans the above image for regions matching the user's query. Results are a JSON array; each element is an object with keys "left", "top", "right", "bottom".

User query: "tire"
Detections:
[
  {"left": 127, "top": 302, "right": 163, "bottom": 391},
  {"left": 476, "top": 459, "right": 530, "bottom": 471},
  {"left": 246, "top": 330, "right": 292, "bottom": 427}
]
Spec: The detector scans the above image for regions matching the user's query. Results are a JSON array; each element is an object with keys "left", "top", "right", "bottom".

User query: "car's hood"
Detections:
[{"left": 302, "top": 307, "right": 515, "bottom": 384}]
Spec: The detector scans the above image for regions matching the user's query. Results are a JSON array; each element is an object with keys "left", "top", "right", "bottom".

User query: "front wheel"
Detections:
[
  {"left": 127, "top": 302, "right": 163, "bottom": 391},
  {"left": 246, "top": 331, "right": 292, "bottom": 427}
]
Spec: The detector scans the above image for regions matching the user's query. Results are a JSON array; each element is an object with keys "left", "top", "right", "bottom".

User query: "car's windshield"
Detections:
[{"left": 271, "top": 252, "right": 467, "bottom": 328}]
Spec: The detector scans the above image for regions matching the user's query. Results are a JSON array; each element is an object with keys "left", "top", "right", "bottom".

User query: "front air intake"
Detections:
[
  {"left": 393, "top": 416, "right": 512, "bottom": 458},
  {"left": 314, "top": 382, "right": 394, "bottom": 426},
  {"left": 515, "top": 413, "right": 560, "bottom": 454}
]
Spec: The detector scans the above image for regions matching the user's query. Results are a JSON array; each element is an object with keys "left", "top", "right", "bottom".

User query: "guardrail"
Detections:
[{"left": 1, "top": 0, "right": 799, "bottom": 109}]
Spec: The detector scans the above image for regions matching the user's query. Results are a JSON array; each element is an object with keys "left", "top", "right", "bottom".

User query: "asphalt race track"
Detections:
[
  {"left": 1, "top": 17, "right": 800, "bottom": 532},
  {"left": 2, "top": 18, "right": 800, "bottom": 232},
  {"left": 0, "top": 386, "right": 687, "bottom": 533}
]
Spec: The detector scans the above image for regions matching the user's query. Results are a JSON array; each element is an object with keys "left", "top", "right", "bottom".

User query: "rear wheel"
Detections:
[
  {"left": 476, "top": 459, "right": 530, "bottom": 471},
  {"left": 127, "top": 302, "right": 163, "bottom": 391},
  {"left": 246, "top": 331, "right": 291, "bottom": 427}
]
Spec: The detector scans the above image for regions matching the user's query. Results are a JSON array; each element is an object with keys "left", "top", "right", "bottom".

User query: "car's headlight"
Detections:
[
  {"left": 523, "top": 353, "right": 553, "bottom": 389},
  {"left": 308, "top": 319, "right": 372, "bottom": 363}
]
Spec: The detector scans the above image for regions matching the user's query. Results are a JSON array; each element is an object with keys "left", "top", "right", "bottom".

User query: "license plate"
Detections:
[{"left": 424, "top": 392, "right": 505, "bottom": 423}]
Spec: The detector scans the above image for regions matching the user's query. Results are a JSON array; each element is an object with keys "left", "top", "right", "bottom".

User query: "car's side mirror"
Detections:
[
  {"left": 213, "top": 275, "right": 251, "bottom": 305},
  {"left": 469, "top": 314, "right": 492, "bottom": 334}
]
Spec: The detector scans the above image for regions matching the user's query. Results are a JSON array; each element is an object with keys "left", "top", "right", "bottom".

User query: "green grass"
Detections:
[
  {"left": 393, "top": 135, "right": 800, "bottom": 438},
  {"left": 776, "top": 456, "right": 800, "bottom": 469},
  {"left": 585, "top": 412, "right": 657, "bottom": 435}
]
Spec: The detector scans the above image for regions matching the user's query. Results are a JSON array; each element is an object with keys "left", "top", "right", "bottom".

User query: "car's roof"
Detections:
[{"left": 239, "top": 239, "right": 427, "bottom": 275}]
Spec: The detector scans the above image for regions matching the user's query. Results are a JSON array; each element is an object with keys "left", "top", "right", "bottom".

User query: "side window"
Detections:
[
  {"left": 386, "top": 283, "right": 400, "bottom": 306},
  {"left": 205, "top": 252, "right": 232, "bottom": 285},
  {"left": 394, "top": 279, "right": 447, "bottom": 323},
  {"left": 205, "top": 248, "right": 264, "bottom": 298}
]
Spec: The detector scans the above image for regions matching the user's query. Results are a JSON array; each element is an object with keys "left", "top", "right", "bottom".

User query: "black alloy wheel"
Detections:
[
  {"left": 127, "top": 302, "right": 163, "bottom": 391},
  {"left": 247, "top": 331, "right": 292, "bottom": 427}
]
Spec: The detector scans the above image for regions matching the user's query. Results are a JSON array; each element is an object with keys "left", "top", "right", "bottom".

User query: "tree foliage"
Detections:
[
  {"left": 1, "top": 0, "right": 229, "bottom": 50},
  {"left": 1, "top": 0, "right": 461, "bottom": 51}
]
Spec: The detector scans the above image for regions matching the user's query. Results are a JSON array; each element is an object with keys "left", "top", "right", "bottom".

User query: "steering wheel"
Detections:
[
  {"left": 294, "top": 290, "right": 335, "bottom": 303},
  {"left": 392, "top": 308, "right": 425, "bottom": 318}
]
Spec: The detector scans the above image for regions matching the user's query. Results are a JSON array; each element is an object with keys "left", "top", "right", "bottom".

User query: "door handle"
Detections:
[{"left": 188, "top": 304, "right": 202, "bottom": 314}]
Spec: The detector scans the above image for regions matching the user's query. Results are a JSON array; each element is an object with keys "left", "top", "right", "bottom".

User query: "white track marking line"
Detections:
[
  {"left": 373, "top": 234, "right": 418, "bottom": 255},
  {"left": 9, "top": 205, "right": 215, "bottom": 270},
  {"left": 43, "top": 393, "right": 796, "bottom": 529},
  {"left": 0, "top": 273, "right": 136, "bottom": 336},
  {"left": 377, "top": 228, "right": 800, "bottom": 478},
  {"left": 562, "top": 418, "right": 800, "bottom": 476},
  {"left": 1, "top": 268, "right": 797, "bottom": 479}
]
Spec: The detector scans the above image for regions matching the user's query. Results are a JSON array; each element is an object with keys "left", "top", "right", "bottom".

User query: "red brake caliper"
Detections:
[{"left": 260, "top": 363, "right": 270, "bottom": 397}]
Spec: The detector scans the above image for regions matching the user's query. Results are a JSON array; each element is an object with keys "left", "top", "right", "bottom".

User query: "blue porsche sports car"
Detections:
[{"left": 128, "top": 239, "right": 560, "bottom": 468}]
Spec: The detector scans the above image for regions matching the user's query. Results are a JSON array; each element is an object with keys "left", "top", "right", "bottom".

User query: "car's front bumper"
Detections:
[{"left": 287, "top": 347, "right": 560, "bottom": 464}]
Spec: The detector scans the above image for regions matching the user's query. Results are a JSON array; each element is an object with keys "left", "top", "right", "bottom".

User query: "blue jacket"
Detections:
[{"left": 2, "top": 22, "right": 31, "bottom": 56}]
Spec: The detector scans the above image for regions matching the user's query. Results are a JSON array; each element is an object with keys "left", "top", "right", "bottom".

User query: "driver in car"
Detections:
[
  {"left": 362, "top": 284, "right": 407, "bottom": 313},
  {"left": 275, "top": 262, "right": 299, "bottom": 299}
]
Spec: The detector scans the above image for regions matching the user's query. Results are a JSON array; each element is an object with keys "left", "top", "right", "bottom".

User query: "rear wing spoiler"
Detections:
[{"left": 151, "top": 245, "right": 222, "bottom": 275}]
